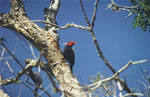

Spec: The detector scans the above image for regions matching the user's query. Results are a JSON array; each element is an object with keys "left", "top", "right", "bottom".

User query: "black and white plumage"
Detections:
[{"left": 63, "top": 41, "right": 76, "bottom": 72}]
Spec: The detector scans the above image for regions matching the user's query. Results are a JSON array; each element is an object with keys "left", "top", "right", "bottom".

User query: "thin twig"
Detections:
[
  {"left": 26, "top": 79, "right": 51, "bottom": 97},
  {"left": 22, "top": 81, "right": 42, "bottom": 97},
  {"left": 0, "top": 20, "right": 90, "bottom": 31},
  {"left": 39, "top": 84, "right": 51, "bottom": 97},
  {"left": 0, "top": 73, "right": 13, "bottom": 97},
  {"left": 80, "top": 0, "right": 116, "bottom": 74},
  {"left": 0, "top": 58, "right": 44, "bottom": 85},
  {"left": 59, "top": 23, "right": 89, "bottom": 31},
  {"left": 32, "top": 20, "right": 60, "bottom": 28},
  {"left": 111, "top": 0, "right": 137, "bottom": 9},
  {"left": 12, "top": 36, "right": 19, "bottom": 54},
  {"left": 0, "top": 69, "right": 25, "bottom": 85},
  {"left": 88, "top": 60, "right": 147, "bottom": 91},
  {"left": 122, "top": 93, "right": 144, "bottom": 97},
  {"left": 5, "top": 60, "right": 15, "bottom": 74},
  {"left": 138, "top": 80, "right": 147, "bottom": 89},
  {"left": 79, "top": 0, "right": 90, "bottom": 27},
  {"left": 28, "top": 42, "right": 37, "bottom": 60},
  {"left": 90, "top": 0, "right": 99, "bottom": 29},
  {"left": 18, "top": 84, "right": 22, "bottom": 97},
  {"left": 79, "top": 0, "right": 137, "bottom": 95},
  {"left": 25, "top": 58, "right": 60, "bottom": 93},
  {"left": 106, "top": 0, "right": 137, "bottom": 18},
  {"left": 0, "top": 48, "right": 5, "bottom": 61},
  {"left": 90, "top": 30, "right": 116, "bottom": 74},
  {"left": 0, "top": 43, "right": 24, "bottom": 69}
]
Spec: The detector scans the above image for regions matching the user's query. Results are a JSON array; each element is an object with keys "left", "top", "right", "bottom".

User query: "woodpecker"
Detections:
[{"left": 63, "top": 41, "right": 76, "bottom": 72}]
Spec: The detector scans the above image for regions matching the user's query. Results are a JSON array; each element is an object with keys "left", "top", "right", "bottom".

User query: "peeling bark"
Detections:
[{"left": 0, "top": 0, "right": 86, "bottom": 97}]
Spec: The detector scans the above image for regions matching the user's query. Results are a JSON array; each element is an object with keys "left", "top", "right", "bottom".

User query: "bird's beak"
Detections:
[{"left": 63, "top": 43, "right": 67, "bottom": 45}]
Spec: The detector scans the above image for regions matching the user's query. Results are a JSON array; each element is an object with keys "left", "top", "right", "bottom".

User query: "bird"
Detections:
[
  {"left": 63, "top": 41, "right": 76, "bottom": 72},
  {"left": 28, "top": 68, "right": 43, "bottom": 86}
]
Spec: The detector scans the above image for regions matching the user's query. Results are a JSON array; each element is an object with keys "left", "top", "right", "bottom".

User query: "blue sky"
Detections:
[{"left": 0, "top": 0, "right": 150, "bottom": 97}]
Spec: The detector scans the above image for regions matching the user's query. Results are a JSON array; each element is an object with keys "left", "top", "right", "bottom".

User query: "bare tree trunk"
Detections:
[{"left": 0, "top": 0, "right": 86, "bottom": 97}]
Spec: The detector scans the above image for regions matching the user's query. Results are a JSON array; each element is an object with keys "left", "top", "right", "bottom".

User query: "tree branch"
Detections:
[
  {"left": 0, "top": 0, "right": 87, "bottom": 96},
  {"left": 122, "top": 93, "right": 144, "bottom": 97},
  {"left": 26, "top": 77, "right": 51, "bottom": 97},
  {"left": 0, "top": 89, "right": 9, "bottom": 97},
  {"left": 21, "top": 81, "right": 42, "bottom": 97},
  {"left": 79, "top": 0, "right": 138, "bottom": 96},
  {"left": 44, "top": 0, "right": 60, "bottom": 41},
  {"left": 88, "top": 59, "right": 147, "bottom": 92},
  {"left": 106, "top": 0, "right": 137, "bottom": 18},
  {"left": 106, "top": 0, "right": 137, "bottom": 11},
  {"left": 80, "top": 0, "right": 116, "bottom": 74},
  {"left": 79, "top": 0, "right": 90, "bottom": 27},
  {"left": 10, "top": 0, "right": 25, "bottom": 12},
  {"left": 0, "top": 42, "right": 24, "bottom": 69},
  {"left": 0, "top": 59, "right": 36, "bottom": 85},
  {"left": 90, "top": 0, "right": 99, "bottom": 29},
  {"left": 2, "top": 0, "right": 86, "bottom": 94},
  {"left": 0, "top": 20, "right": 90, "bottom": 31},
  {"left": 25, "top": 58, "right": 60, "bottom": 93}
]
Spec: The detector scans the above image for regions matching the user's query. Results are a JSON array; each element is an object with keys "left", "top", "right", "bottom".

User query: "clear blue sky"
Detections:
[{"left": 0, "top": 0, "right": 150, "bottom": 97}]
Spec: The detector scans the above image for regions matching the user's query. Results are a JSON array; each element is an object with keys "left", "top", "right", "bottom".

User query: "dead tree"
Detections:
[{"left": 0, "top": 0, "right": 86, "bottom": 97}]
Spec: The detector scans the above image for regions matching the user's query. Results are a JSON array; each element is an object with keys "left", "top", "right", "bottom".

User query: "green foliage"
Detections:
[
  {"left": 129, "top": 0, "right": 150, "bottom": 32},
  {"left": 89, "top": 72, "right": 101, "bottom": 83}
]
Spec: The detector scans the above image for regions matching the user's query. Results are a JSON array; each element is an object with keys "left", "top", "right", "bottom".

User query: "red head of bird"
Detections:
[{"left": 63, "top": 41, "right": 76, "bottom": 47}]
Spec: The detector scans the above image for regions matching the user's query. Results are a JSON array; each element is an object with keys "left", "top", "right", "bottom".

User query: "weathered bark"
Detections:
[
  {"left": 0, "top": 0, "right": 86, "bottom": 97},
  {"left": 0, "top": 89, "right": 9, "bottom": 97}
]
